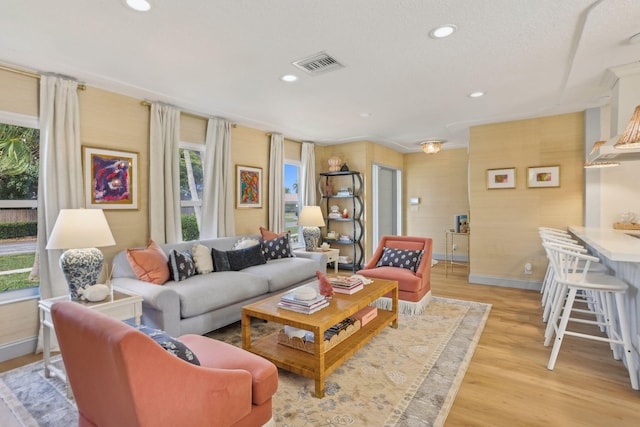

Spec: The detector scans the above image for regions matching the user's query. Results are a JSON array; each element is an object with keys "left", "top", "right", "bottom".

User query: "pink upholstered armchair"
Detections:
[
  {"left": 51, "top": 301, "right": 277, "bottom": 427},
  {"left": 357, "top": 235, "right": 433, "bottom": 314}
]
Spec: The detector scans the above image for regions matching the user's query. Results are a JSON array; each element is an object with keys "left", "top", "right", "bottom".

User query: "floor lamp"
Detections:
[{"left": 46, "top": 209, "right": 116, "bottom": 300}]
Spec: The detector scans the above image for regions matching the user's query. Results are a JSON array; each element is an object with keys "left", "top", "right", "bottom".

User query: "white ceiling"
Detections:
[{"left": 1, "top": 0, "right": 639, "bottom": 153}]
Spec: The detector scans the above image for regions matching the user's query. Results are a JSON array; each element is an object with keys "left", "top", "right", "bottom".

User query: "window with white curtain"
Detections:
[
  {"left": 179, "top": 141, "right": 205, "bottom": 241},
  {"left": 284, "top": 161, "right": 301, "bottom": 244}
]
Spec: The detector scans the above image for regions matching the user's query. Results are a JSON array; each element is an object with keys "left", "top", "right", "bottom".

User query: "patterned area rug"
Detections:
[{"left": 0, "top": 296, "right": 490, "bottom": 427}]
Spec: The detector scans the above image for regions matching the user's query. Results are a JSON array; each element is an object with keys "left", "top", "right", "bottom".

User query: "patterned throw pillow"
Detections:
[
  {"left": 134, "top": 324, "right": 200, "bottom": 365},
  {"left": 375, "top": 247, "right": 424, "bottom": 272},
  {"left": 192, "top": 243, "right": 214, "bottom": 274},
  {"left": 168, "top": 249, "right": 196, "bottom": 282},
  {"left": 261, "top": 234, "right": 293, "bottom": 261}
]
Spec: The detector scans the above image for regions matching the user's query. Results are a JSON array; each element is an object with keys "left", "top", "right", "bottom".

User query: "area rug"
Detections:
[{"left": 0, "top": 296, "right": 490, "bottom": 427}]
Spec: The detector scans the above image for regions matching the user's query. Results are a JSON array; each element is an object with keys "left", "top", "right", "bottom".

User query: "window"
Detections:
[
  {"left": 0, "top": 112, "right": 40, "bottom": 298},
  {"left": 284, "top": 162, "right": 301, "bottom": 244},
  {"left": 179, "top": 142, "right": 205, "bottom": 241}
]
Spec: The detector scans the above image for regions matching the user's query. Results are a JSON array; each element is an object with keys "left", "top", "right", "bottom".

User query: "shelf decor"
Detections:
[
  {"left": 83, "top": 146, "right": 138, "bottom": 209},
  {"left": 236, "top": 165, "right": 262, "bottom": 208},
  {"left": 487, "top": 167, "right": 515, "bottom": 189},
  {"left": 527, "top": 165, "right": 560, "bottom": 188}
]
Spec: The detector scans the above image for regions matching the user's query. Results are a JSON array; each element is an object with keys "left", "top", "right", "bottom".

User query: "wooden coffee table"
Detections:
[{"left": 241, "top": 278, "right": 398, "bottom": 397}]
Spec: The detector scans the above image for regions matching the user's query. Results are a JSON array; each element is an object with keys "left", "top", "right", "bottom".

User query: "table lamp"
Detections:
[
  {"left": 46, "top": 209, "right": 116, "bottom": 300},
  {"left": 298, "top": 206, "right": 325, "bottom": 251}
]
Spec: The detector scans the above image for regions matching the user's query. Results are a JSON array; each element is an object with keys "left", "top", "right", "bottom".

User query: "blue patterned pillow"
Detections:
[
  {"left": 261, "top": 234, "right": 293, "bottom": 261},
  {"left": 134, "top": 324, "right": 200, "bottom": 365},
  {"left": 375, "top": 247, "right": 424, "bottom": 272},
  {"left": 168, "top": 249, "right": 196, "bottom": 282}
]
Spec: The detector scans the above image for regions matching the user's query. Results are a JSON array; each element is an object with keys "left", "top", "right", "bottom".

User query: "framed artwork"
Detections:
[
  {"left": 487, "top": 168, "right": 516, "bottom": 189},
  {"left": 83, "top": 146, "right": 138, "bottom": 209},
  {"left": 236, "top": 165, "right": 262, "bottom": 208},
  {"left": 528, "top": 166, "right": 560, "bottom": 188}
]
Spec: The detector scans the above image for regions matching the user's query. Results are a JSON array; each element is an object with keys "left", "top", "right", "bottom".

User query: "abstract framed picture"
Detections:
[
  {"left": 236, "top": 165, "right": 262, "bottom": 208},
  {"left": 83, "top": 146, "right": 138, "bottom": 209},
  {"left": 528, "top": 165, "right": 560, "bottom": 188},
  {"left": 487, "top": 168, "right": 516, "bottom": 189}
]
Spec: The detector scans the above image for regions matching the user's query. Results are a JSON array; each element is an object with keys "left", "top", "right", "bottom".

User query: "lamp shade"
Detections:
[
  {"left": 46, "top": 209, "right": 116, "bottom": 250},
  {"left": 298, "top": 206, "right": 325, "bottom": 227}
]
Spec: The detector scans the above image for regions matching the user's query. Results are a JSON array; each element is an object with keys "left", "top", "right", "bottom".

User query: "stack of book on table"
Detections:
[
  {"left": 277, "top": 291, "right": 329, "bottom": 314},
  {"left": 329, "top": 275, "right": 364, "bottom": 294}
]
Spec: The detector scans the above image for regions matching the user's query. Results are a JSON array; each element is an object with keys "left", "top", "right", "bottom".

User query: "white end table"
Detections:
[
  {"left": 38, "top": 287, "right": 143, "bottom": 396},
  {"left": 295, "top": 248, "right": 340, "bottom": 273}
]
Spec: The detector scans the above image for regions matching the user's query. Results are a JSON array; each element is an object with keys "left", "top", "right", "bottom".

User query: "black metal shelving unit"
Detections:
[{"left": 318, "top": 171, "right": 364, "bottom": 272}]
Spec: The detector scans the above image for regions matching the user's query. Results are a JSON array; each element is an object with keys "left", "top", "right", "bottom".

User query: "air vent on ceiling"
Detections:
[{"left": 292, "top": 52, "right": 345, "bottom": 75}]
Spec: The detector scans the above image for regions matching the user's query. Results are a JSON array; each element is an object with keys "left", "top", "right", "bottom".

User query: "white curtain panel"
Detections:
[
  {"left": 35, "top": 75, "right": 83, "bottom": 351},
  {"left": 300, "top": 141, "right": 316, "bottom": 206},
  {"left": 268, "top": 133, "right": 285, "bottom": 232},
  {"left": 149, "top": 103, "right": 181, "bottom": 244},
  {"left": 200, "top": 118, "right": 235, "bottom": 238}
]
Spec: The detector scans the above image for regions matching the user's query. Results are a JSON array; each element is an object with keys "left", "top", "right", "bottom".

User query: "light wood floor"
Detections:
[{"left": 2, "top": 263, "right": 639, "bottom": 426}]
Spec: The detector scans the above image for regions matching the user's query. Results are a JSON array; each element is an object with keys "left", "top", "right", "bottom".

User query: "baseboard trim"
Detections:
[
  {"left": 0, "top": 336, "right": 37, "bottom": 363},
  {"left": 468, "top": 274, "right": 542, "bottom": 291}
]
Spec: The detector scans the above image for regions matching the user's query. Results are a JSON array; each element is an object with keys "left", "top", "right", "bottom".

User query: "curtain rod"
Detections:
[
  {"left": 0, "top": 64, "right": 86, "bottom": 90},
  {"left": 265, "top": 132, "right": 307, "bottom": 143},
  {"left": 140, "top": 100, "right": 236, "bottom": 127}
]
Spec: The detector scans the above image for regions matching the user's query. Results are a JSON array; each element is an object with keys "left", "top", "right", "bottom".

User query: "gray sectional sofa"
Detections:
[{"left": 111, "top": 236, "right": 327, "bottom": 337}]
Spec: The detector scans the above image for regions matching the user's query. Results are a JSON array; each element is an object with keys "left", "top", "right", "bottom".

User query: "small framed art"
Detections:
[
  {"left": 487, "top": 168, "right": 516, "bottom": 189},
  {"left": 527, "top": 166, "right": 560, "bottom": 188},
  {"left": 237, "top": 165, "right": 262, "bottom": 208},
  {"left": 83, "top": 146, "right": 138, "bottom": 209}
]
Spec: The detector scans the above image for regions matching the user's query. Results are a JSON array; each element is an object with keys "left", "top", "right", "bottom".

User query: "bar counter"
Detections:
[{"left": 569, "top": 226, "right": 640, "bottom": 385}]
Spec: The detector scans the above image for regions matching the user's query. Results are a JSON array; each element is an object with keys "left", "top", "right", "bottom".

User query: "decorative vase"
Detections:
[
  {"left": 328, "top": 156, "right": 342, "bottom": 172},
  {"left": 59, "top": 248, "right": 104, "bottom": 300},
  {"left": 340, "top": 163, "right": 349, "bottom": 171}
]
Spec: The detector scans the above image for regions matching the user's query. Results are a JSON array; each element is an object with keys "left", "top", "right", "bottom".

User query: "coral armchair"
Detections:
[
  {"left": 51, "top": 301, "right": 277, "bottom": 427},
  {"left": 357, "top": 235, "right": 433, "bottom": 314}
]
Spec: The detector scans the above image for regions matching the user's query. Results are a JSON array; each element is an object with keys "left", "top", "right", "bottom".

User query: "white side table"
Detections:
[
  {"left": 38, "top": 287, "right": 143, "bottom": 396},
  {"left": 295, "top": 248, "right": 340, "bottom": 273}
]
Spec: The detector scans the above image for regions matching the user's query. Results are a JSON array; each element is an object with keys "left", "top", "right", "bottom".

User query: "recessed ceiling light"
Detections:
[
  {"left": 429, "top": 25, "right": 457, "bottom": 39},
  {"left": 280, "top": 74, "right": 298, "bottom": 82},
  {"left": 359, "top": 112, "right": 372, "bottom": 118},
  {"left": 124, "top": 0, "right": 151, "bottom": 12},
  {"left": 468, "top": 91, "right": 485, "bottom": 98}
]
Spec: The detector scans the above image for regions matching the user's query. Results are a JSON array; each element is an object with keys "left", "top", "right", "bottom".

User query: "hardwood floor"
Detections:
[
  {"left": 432, "top": 263, "right": 640, "bottom": 427},
  {"left": 2, "top": 263, "right": 638, "bottom": 426}
]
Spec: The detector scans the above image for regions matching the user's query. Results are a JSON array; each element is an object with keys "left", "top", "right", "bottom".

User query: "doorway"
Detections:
[{"left": 372, "top": 164, "right": 402, "bottom": 247}]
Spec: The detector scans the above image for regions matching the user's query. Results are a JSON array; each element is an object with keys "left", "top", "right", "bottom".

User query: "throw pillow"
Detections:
[
  {"left": 213, "top": 245, "right": 267, "bottom": 271},
  {"left": 375, "top": 247, "right": 424, "bottom": 272},
  {"left": 126, "top": 240, "right": 170, "bottom": 285},
  {"left": 233, "top": 237, "right": 260, "bottom": 250},
  {"left": 259, "top": 226, "right": 287, "bottom": 240},
  {"left": 134, "top": 324, "right": 200, "bottom": 365},
  {"left": 261, "top": 234, "right": 294, "bottom": 261},
  {"left": 211, "top": 248, "right": 231, "bottom": 272},
  {"left": 192, "top": 243, "right": 214, "bottom": 274},
  {"left": 168, "top": 249, "right": 197, "bottom": 282}
]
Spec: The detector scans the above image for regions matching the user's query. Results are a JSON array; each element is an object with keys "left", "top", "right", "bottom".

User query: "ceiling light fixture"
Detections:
[
  {"left": 280, "top": 74, "right": 298, "bottom": 82},
  {"left": 614, "top": 104, "right": 640, "bottom": 149},
  {"left": 359, "top": 112, "right": 372, "bottom": 118},
  {"left": 124, "top": 0, "right": 151, "bottom": 12},
  {"left": 468, "top": 91, "right": 485, "bottom": 98},
  {"left": 584, "top": 161, "right": 620, "bottom": 168},
  {"left": 420, "top": 140, "right": 445, "bottom": 154},
  {"left": 429, "top": 25, "right": 457, "bottom": 39}
]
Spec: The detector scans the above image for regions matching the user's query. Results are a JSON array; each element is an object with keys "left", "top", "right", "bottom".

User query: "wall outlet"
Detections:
[
  {"left": 452, "top": 243, "right": 457, "bottom": 252},
  {"left": 524, "top": 262, "right": 533, "bottom": 274}
]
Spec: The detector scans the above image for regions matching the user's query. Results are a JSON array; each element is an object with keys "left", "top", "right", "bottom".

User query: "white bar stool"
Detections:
[{"left": 542, "top": 243, "right": 638, "bottom": 391}]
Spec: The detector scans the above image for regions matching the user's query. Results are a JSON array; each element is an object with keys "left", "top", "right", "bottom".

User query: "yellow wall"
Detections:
[
  {"left": 468, "top": 112, "right": 584, "bottom": 284},
  {"left": 404, "top": 148, "right": 470, "bottom": 256}
]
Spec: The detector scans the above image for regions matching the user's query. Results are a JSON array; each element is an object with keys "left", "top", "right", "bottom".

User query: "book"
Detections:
[
  {"left": 332, "top": 283, "right": 363, "bottom": 294},
  {"left": 277, "top": 300, "right": 329, "bottom": 314},
  {"left": 328, "top": 275, "right": 363, "bottom": 288},
  {"left": 277, "top": 298, "right": 328, "bottom": 311},
  {"left": 280, "top": 290, "right": 326, "bottom": 307},
  {"left": 454, "top": 214, "right": 469, "bottom": 233}
]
